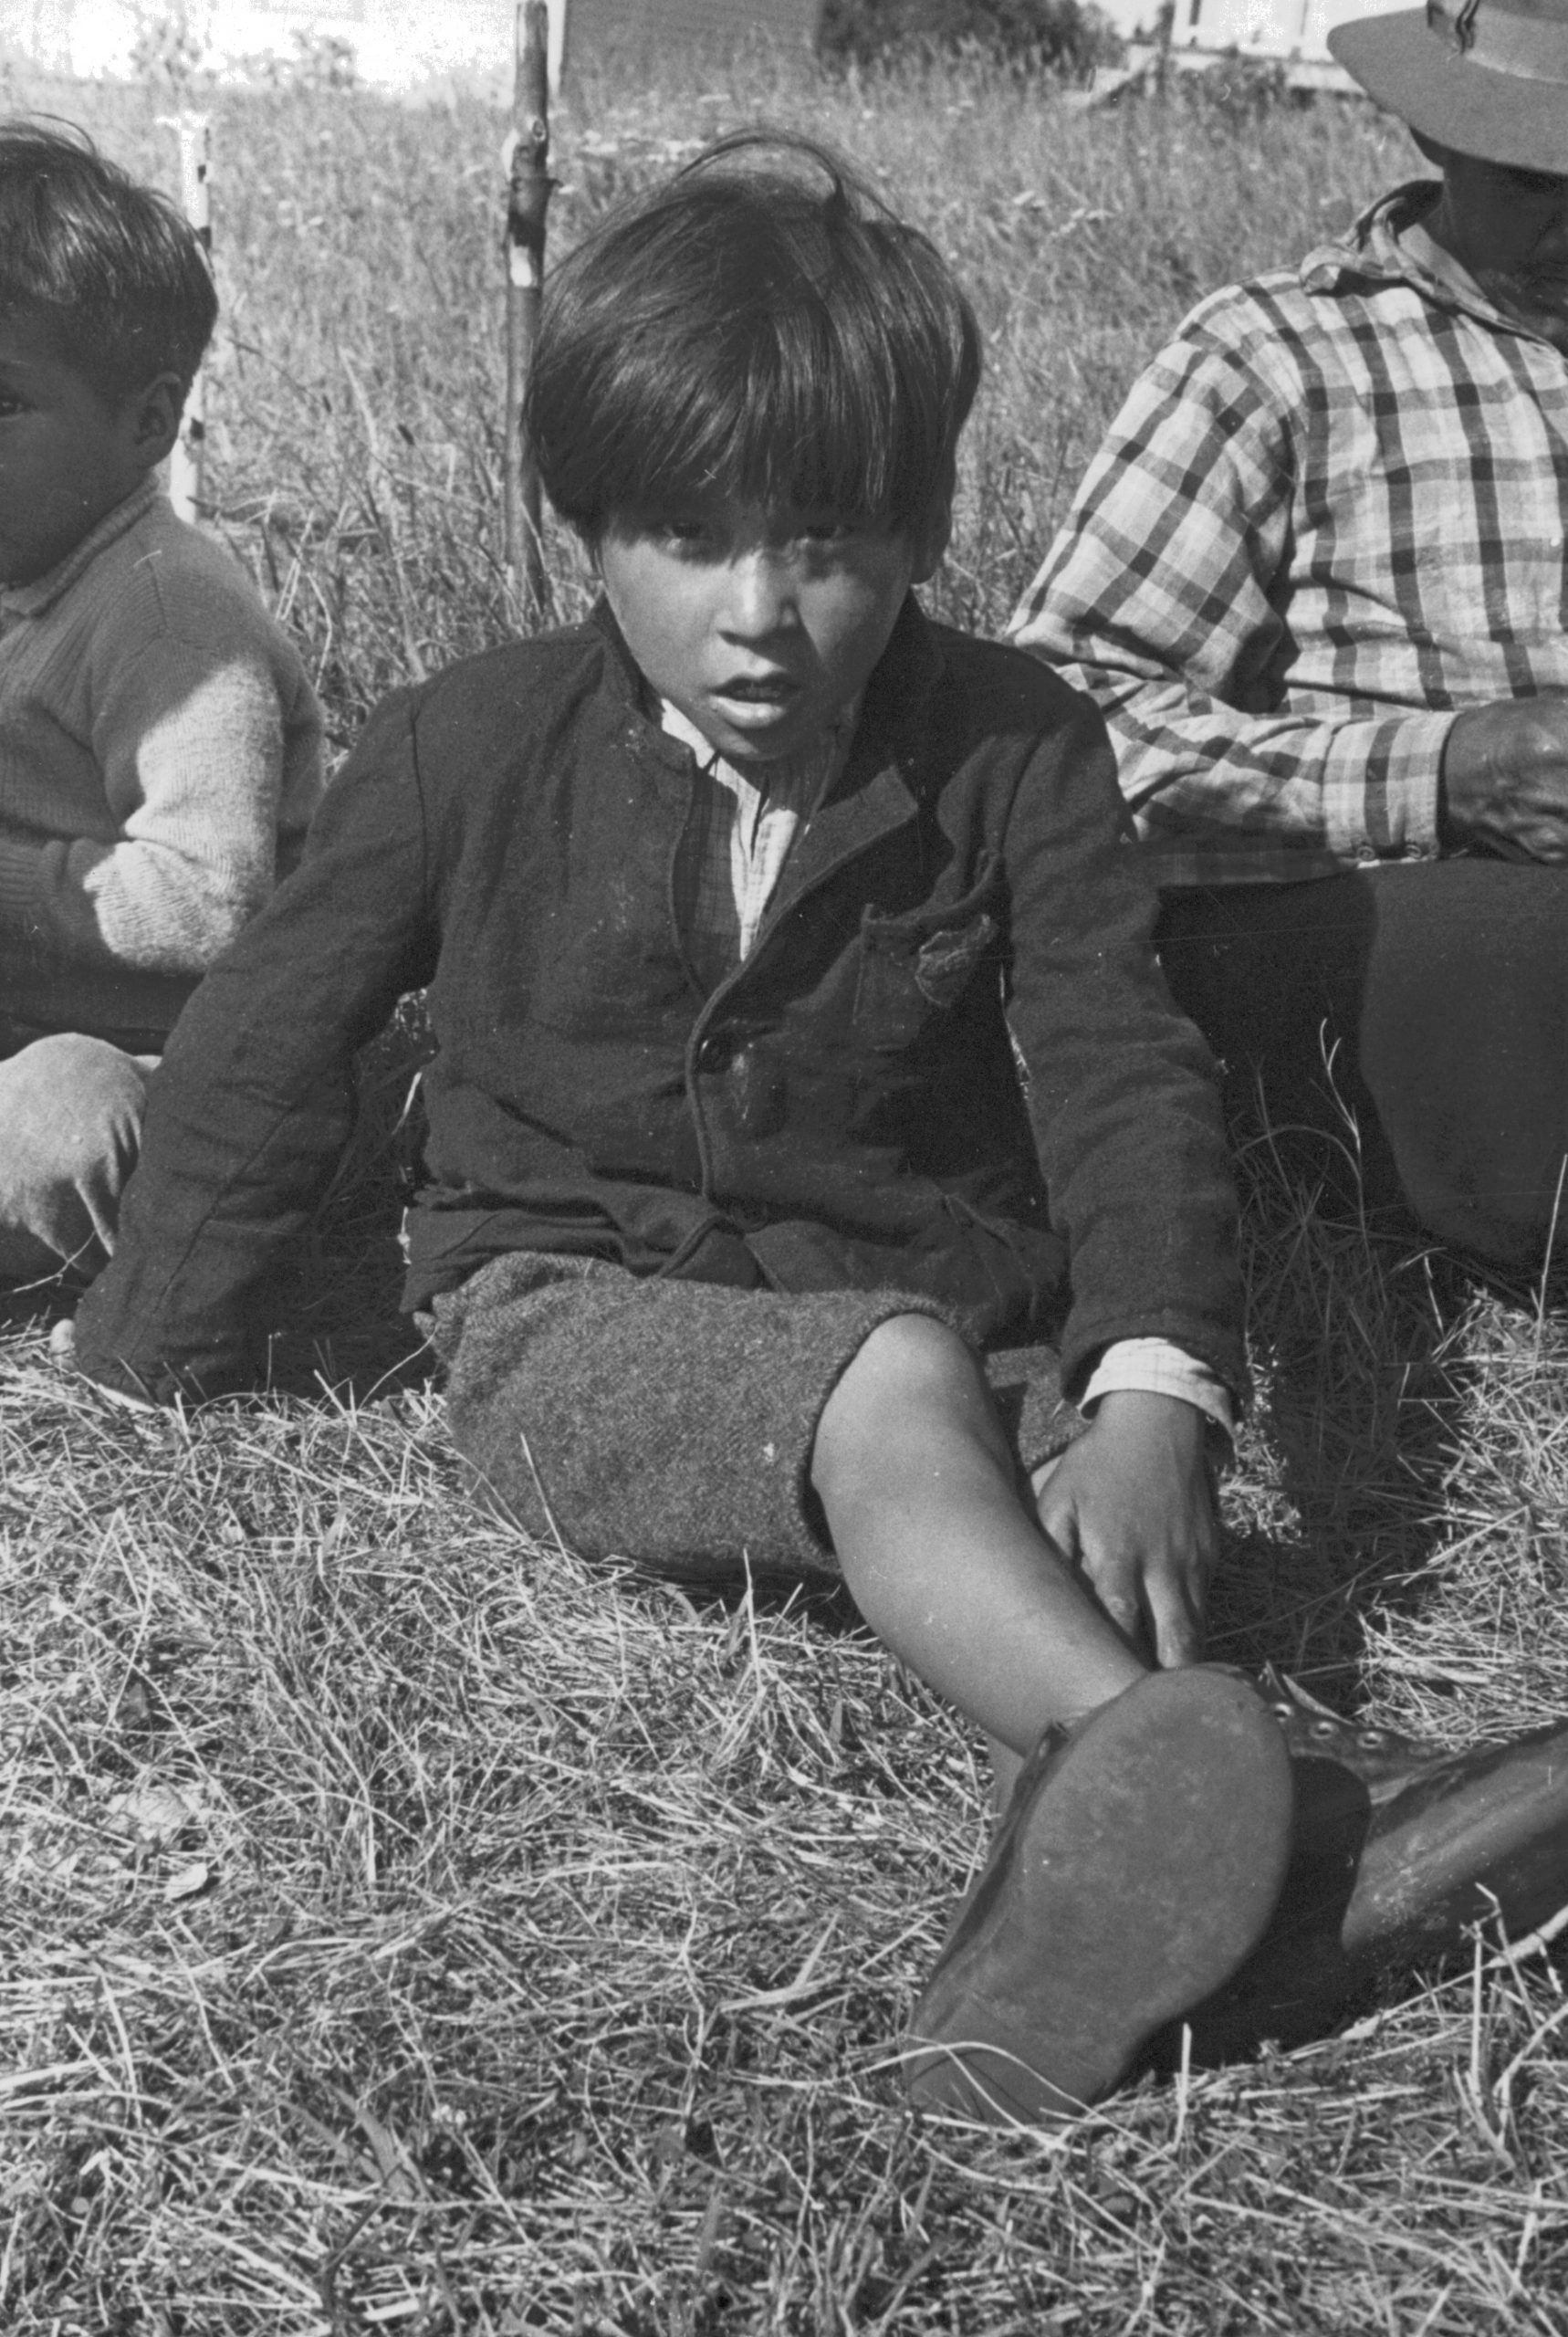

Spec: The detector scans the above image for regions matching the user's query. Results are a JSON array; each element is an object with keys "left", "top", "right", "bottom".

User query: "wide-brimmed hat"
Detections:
[{"left": 1329, "top": 0, "right": 1568, "bottom": 173}]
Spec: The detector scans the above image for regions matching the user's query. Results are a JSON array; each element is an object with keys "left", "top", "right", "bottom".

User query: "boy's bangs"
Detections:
[{"left": 630, "top": 310, "right": 913, "bottom": 524}]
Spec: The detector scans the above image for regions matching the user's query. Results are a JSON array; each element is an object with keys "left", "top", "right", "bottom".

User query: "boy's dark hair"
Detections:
[
  {"left": 527, "top": 131, "right": 981, "bottom": 539},
  {"left": 0, "top": 121, "right": 216, "bottom": 401}
]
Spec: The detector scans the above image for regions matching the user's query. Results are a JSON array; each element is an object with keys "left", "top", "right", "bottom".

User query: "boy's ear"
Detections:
[
  {"left": 908, "top": 489, "right": 954, "bottom": 587},
  {"left": 129, "top": 372, "right": 186, "bottom": 472}
]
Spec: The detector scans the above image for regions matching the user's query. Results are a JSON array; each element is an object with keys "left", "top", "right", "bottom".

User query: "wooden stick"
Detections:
[
  {"left": 504, "top": 1, "right": 553, "bottom": 619},
  {"left": 168, "top": 112, "right": 212, "bottom": 526},
  {"left": 1152, "top": 0, "right": 1176, "bottom": 99}
]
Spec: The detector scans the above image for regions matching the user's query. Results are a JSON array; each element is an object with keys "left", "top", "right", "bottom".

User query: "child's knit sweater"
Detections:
[{"left": 0, "top": 477, "right": 323, "bottom": 1041}]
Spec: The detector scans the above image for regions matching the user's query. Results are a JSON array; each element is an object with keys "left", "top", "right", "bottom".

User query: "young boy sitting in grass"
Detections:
[
  {"left": 69, "top": 135, "right": 1568, "bottom": 2122},
  {"left": 0, "top": 124, "right": 321, "bottom": 1285}
]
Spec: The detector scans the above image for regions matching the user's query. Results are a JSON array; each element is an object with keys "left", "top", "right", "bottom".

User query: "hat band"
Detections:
[{"left": 1428, "top": 0, "right": 1568, "bottom": 83}]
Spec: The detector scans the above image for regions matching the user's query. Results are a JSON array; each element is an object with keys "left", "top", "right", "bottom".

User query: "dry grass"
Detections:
[
  {"left": 8, "top": 1164, "right": 1568, "bottom": 2333},
  {"left": 3, "top": 43, "right": 1568, "bottom": 2337}
]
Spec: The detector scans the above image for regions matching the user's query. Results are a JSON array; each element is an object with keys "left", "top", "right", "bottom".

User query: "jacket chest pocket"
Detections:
[{"left": 852, "top": 865, "right": 1002, "bottom": 1053}]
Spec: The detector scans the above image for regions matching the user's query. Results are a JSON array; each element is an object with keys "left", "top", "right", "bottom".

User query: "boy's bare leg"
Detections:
[
  {"left": 811, "top": 1313, "right": 1148, "bottom": 1758},
  {"left": 817, "top": 1315, "right": 1293, "bottom": 2121}
]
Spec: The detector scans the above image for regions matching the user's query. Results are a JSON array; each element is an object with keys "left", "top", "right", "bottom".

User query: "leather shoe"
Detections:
[
  {"left": 1168, "top": 1665, "right": 1568, "bottom": 2060},
  {"left": 904, "top": 1666, "right": 1295, "bottom": 2122}
]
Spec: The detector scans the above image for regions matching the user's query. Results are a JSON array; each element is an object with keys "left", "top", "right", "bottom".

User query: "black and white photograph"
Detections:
[{"left": 4, "top": 0, "right": 1568, "bottom": 2326}]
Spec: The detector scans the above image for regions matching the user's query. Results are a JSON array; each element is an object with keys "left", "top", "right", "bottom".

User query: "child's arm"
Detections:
[
  {"left": 72, "top": 690, "right": 438, "bottom": 1400},
  {"left": 0, "top": 622, "right": 319, "bottom": 976},
  {"left": 998, "top": 679, "right": 1244, "bottom": 1661}
]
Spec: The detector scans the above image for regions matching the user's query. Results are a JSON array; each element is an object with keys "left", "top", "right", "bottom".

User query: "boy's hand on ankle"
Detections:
[{"left": 1030, "top": 1391, "right": 1218, "bottom": 1669}]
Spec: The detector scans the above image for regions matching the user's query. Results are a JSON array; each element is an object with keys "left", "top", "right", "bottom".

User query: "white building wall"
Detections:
[
  {"left": 4, "top": 0, "right": 1414, "bottom": 79},
  {"left": 1093, "top": 0, "right": 1408, "bottom": 63},
  {"left": 0, "top": 0, "right": 566, "bottom": 88}
]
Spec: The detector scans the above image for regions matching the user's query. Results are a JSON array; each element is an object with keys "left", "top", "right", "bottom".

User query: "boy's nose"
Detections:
[{"left": 721, "top": 550, "right": 799, "bottom": 638}]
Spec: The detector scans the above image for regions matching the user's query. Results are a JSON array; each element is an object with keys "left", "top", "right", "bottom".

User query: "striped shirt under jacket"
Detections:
[{"left": 1009, "top": 182, "right": 1568, "bottom": 888}]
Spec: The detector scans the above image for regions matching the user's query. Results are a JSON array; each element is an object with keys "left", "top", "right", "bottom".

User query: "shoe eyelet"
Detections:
[
  {"left": 1312, "top": 1719, "right": 1343, "bottom": 1740},
  {"left": 1357, "top": 1730, "right": 1388, "bottom": 1751}
]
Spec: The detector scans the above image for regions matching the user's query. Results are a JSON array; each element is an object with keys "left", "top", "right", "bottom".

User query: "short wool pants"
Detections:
[{"left": 428, "top": 1251, "right": 1080, "bottom": 1582}]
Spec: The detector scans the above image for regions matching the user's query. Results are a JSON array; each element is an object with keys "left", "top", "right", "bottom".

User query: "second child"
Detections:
[{"left": 0, "top": 124, "right": 322, "bottom": 1284}]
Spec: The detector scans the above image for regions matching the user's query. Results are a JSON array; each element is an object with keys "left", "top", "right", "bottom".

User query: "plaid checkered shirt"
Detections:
[
  {"left": 656, "top": 697, "right": 1233, "bottom": 1436},
  {"left": 1009, "top": 183, "right": 1568, "bottom": 888}
]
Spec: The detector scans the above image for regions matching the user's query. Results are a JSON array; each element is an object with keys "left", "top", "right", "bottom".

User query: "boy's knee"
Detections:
[
  {"left": 851, "top": 1309, "right": 978, "bottom": 1399},
  {"left": 0, "top": 1033, "right": 151, "bottom": 1267},
  {"left": 3, "top": 1033, "right": 147, "bottom": 1164},
  {"left": 815, "top": 1309, "right": 985, "bottom": 1490}
]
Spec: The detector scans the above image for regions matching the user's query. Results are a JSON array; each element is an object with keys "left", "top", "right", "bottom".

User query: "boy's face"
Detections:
[
  {"left": 597, "top": 496, "right": 950, "bottom": 767},
  {"left": 0, "top": 308, "right": 182, "bottom": 587}
]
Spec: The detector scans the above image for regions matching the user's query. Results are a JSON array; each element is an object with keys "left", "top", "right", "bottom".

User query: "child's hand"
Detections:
[{"left": 1030, "top": 1390, "right": 1219, "bottom": 1669}]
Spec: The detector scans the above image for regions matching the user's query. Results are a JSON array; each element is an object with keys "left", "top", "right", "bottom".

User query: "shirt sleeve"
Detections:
[
  {"left": 1008, "top": 332, "right": 1451, "bottom": 885},
  {"left": 72, "top": 689, "right": 438, "bottom": 1400},
  {"left": 0, "top": 637, "right": 297, "bottom": 972},
  {"left": 1081, "top": 1336, "right": 1234, "bottom": 1438}
]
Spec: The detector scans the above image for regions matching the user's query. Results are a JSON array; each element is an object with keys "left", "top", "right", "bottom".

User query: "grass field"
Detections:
[{"left": 5, "top": 41, "right": 1568, "bottom": 2337}]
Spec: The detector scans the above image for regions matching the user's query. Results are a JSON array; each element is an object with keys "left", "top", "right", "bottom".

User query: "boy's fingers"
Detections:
[
  {"left": 1077, "top": 1545, "right": 1145, "bottom": 1645},
  {"left": 1147, "top": 1577, "right": 1203, "bottom": 1669},
  {"left": 1031, "top": 1483, "right": 1081, "bottom": 1567}
]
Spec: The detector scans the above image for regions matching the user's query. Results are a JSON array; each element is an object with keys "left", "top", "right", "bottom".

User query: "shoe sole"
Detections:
[{"left": 904, "top": 1667, "right": 1295, "bottom": 2122}]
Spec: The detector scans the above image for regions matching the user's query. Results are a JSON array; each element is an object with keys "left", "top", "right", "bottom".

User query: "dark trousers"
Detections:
[{"left": 1156, "top": 864, "right": 1568, "bottom": 1270}]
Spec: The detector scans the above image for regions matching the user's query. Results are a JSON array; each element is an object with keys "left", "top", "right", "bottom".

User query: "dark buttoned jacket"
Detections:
[{"left": 75, "top": 598, "right": 1243, "bottom": 1404}]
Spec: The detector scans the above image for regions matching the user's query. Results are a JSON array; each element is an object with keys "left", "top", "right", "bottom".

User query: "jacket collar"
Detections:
[
  {"left": 587, "top": 592, "right": 946, "bottom": 960},
  {"left": 0, "top": 474, "right": 164, "bottom": 623}
]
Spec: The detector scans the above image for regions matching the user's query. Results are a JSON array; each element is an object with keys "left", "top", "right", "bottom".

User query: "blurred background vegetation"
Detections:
[{"left": 0, "top": 47, "right": 1415, "bottom": 750}]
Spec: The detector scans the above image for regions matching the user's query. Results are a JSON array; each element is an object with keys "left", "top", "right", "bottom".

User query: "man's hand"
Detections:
[
  {"left": 1441, "top": 694, "right": 1568, "bottom": 860},
  {"left": 1030, "top": 1389, "right": 1220, "bottom": 1669}
]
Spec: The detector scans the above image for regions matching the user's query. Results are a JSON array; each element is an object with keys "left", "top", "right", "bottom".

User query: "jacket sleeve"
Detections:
[
  {"left": 73, "top": 692, "right": 440, "bottom": 1400},
  {"left": 1000, "top": 686, "right": 1245, "bottom": 1401},
  {"left": 1008, "top": 330, "right": 1451, "bottom": 884}
]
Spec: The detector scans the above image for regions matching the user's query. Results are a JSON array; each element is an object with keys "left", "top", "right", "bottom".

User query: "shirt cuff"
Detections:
[
  {"left": 1322, "top": 709, "right": 1453, "bottom": 864},
  {"left": 1080, "top": 1336, "right": 1236, "bottom": 1441}
]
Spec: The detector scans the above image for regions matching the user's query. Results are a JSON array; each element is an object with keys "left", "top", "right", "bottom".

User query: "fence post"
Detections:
[
  {"left": 169, "top": 112, "right": 212, "bottom": 525},
  {"left": 504, "top": 1, "right": 553, "bottom": 619}
]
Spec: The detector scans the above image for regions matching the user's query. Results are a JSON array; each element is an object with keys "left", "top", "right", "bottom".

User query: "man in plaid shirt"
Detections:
[{"left": 1014, "top": 0, "right": 1568, "bottom": 1270}]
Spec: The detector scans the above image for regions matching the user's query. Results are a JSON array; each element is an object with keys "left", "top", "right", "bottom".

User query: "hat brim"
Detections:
[{"left": 1330, "top": 11, "right": 1568, "bottom": 173}]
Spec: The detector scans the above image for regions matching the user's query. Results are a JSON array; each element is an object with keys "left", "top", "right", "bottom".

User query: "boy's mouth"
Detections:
[{"left": 714, "top": 672, "right": 800, "bottom": 707}]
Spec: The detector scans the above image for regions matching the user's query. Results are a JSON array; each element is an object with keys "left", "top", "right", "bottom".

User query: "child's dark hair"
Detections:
[
  {"left": 0, "top": 121, "right": 216, "bottom": 401},
  {"left": 527, "top": 131, "right": 981, "bottom": 540}
]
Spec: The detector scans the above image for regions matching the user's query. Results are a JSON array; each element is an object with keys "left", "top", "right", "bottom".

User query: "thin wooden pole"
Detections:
[
  {"left": 1152, "top": 0, "right": 1176, "bottom": 100},
  {"left": 169, "top": 112, "right": 211, "bottom": 525},
  {"left": 505, "top": 1, "right": 553, "bottom": 619}
]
